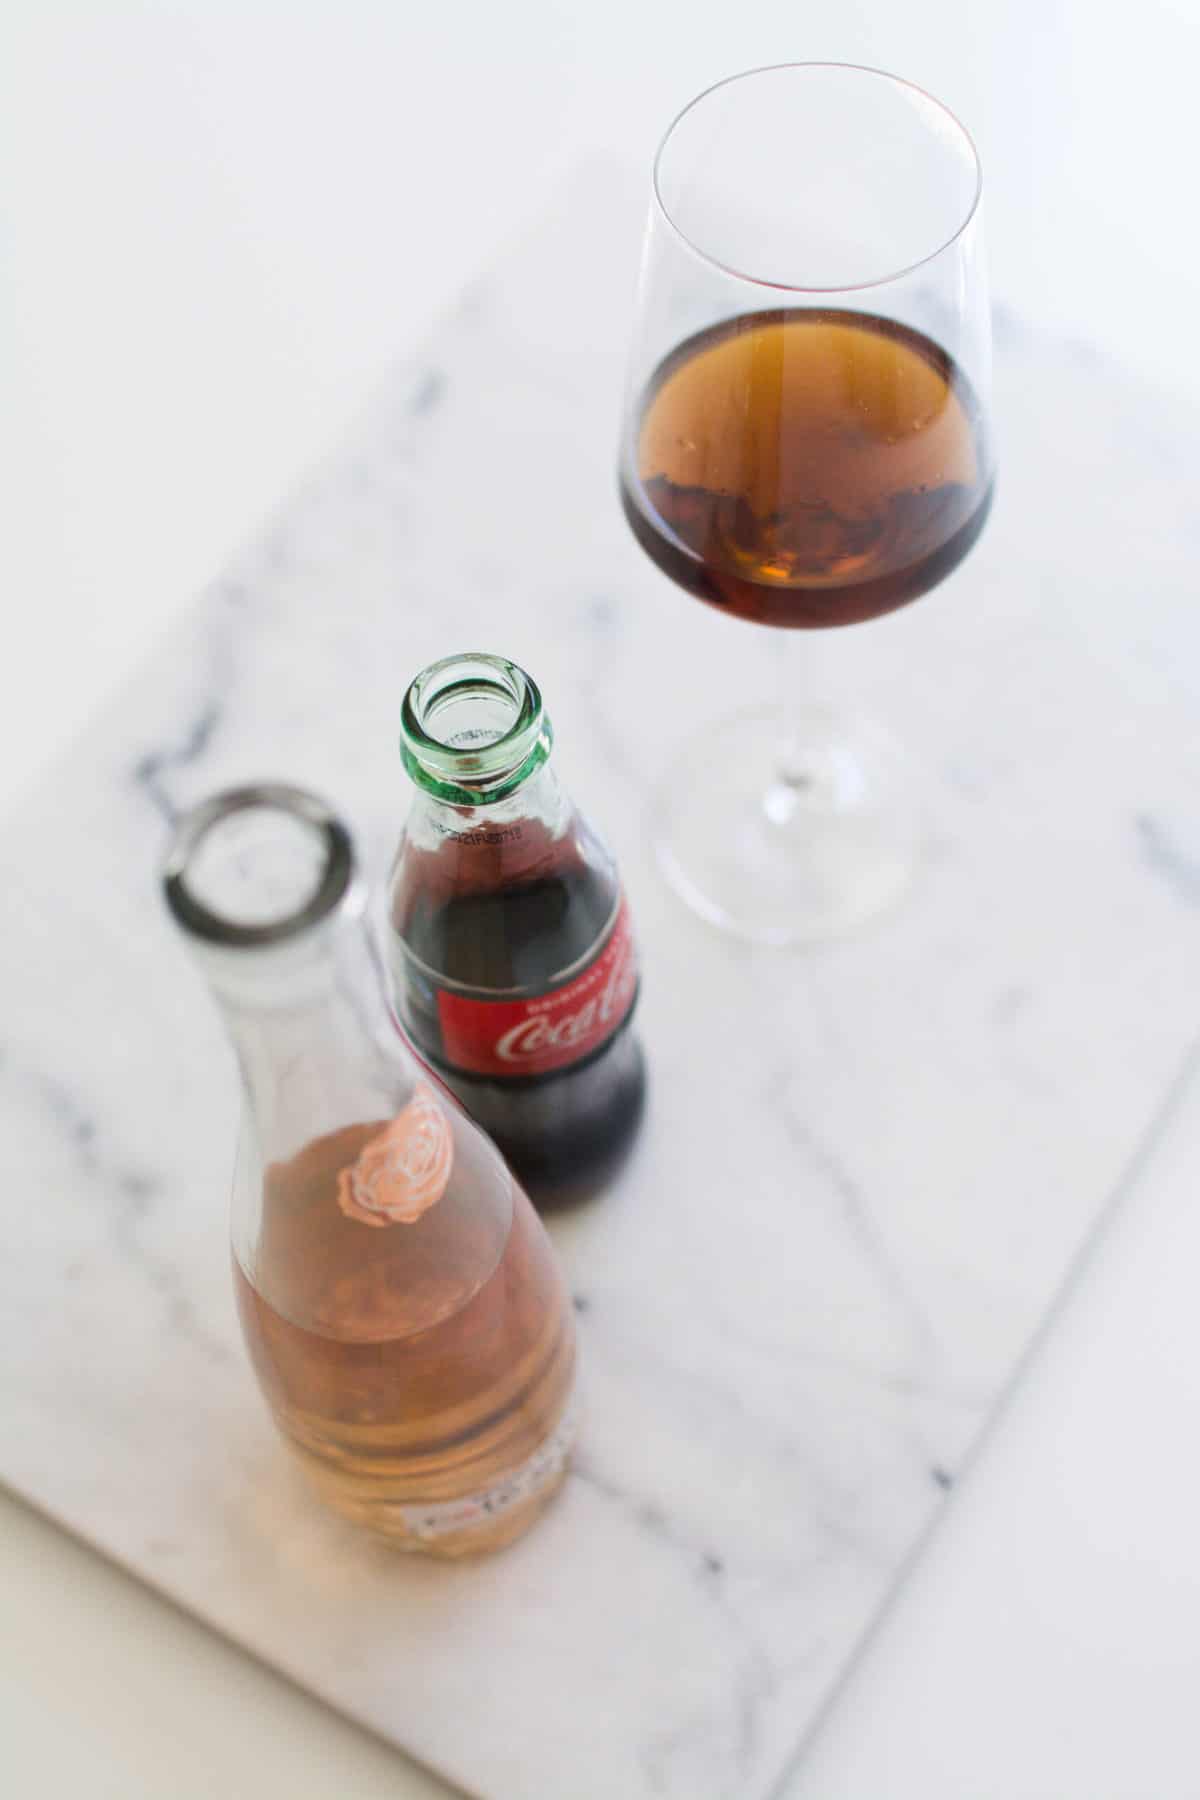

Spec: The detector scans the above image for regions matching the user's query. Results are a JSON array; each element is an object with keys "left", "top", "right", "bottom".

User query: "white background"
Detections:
[{"left": 3, "top": 4, "right": 1199, "bottom": 1796}]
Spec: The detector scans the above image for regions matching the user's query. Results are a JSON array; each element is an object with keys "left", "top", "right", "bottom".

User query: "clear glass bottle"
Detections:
[
  {"left": 162, "top": 783, "right": 576, "bottom": 1556},
  {"left": 387, "top": 654, "right": 646, "bottom": 1209}
]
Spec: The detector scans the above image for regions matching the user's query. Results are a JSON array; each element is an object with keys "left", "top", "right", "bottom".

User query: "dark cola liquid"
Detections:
[
  {"left": 620, "top": 308, "right": 993, "bottom": 628},
  {"left": 390, "top": 820, "right": 645, "bottom": 1209}
]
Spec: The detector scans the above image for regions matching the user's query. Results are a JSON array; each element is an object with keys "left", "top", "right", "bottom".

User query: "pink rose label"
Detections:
[{"left": 336, "top": 1082, "right": 453, "bottom": 1227}]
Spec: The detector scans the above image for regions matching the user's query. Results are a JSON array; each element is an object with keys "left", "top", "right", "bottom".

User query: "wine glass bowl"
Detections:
[{"left": 620, "top": 305, "right": 993, "bottom": 630}]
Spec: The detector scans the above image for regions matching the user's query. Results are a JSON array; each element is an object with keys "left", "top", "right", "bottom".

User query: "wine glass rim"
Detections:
[{"left": 651, "top": 61, "right": 983, "bottom": 296}]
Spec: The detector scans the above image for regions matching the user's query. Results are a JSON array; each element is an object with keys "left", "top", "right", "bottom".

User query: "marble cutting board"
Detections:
[{"left": 4, "top": 162, "right": 1200, "bottom": 1800}]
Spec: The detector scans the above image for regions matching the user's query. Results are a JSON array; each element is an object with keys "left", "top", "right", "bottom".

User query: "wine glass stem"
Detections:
[{"left": 762, "top": 627, "right": 858, "bottom": 823}]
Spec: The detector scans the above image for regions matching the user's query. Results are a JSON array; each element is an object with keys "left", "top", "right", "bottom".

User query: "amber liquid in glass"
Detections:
[
  {"left": 621, "top": 308, "right": 993, "bottom": 628},
  {"left": 234, "top": 1116, "right": 575, "bottom": 1555}
]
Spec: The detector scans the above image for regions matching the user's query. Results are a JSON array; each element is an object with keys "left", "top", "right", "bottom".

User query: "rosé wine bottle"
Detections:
[{"left": 163, "top": 783, "right": 576, "bottom": 1556}]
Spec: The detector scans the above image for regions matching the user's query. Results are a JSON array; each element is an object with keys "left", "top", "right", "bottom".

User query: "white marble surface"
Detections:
[{"left": 3, "top": 158, "right": 1200, "bottom": 1800}]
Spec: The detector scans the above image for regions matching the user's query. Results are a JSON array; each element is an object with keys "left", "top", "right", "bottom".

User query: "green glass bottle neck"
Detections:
[
  {"left": 399, "top": 653, "right": 554, "bottom": 806},
  {"left": 404, "top": 760, "right": 571, "bottom": 847}
]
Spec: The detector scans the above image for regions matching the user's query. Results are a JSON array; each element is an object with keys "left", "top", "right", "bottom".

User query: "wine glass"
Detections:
[{"left": 618, "top": 64, "right": 993, "bottom": 944}]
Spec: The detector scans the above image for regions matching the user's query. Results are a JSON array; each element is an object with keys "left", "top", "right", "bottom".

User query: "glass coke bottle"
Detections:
[
  {"left": 162, "top": 782, "right": 576, "bottom": 1556},
  {"left": 386, "top": 654, "right": 646, "bottom": 1209}
]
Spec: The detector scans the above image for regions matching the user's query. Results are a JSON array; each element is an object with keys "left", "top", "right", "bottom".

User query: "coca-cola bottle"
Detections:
[
  {"left": 162, "top": 782, "right": 577, "bottom": 1556},
  {"left": 387, "top": 653, "right": 645, "bottom": 1208}
]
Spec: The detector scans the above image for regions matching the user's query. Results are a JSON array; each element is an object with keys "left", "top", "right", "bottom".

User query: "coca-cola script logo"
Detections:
[{"left": 435, "top": 898, "right": 638, "bottom": 1079}]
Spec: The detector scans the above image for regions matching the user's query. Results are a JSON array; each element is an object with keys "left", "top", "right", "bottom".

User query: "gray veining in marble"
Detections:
[{"left": 3, "top": 162, "right": 1200, "bottom": 1800}]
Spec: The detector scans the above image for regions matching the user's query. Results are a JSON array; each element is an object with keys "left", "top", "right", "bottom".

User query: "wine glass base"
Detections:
[{"left": 654, "top": 705, "right": 920, "bottom": 947}]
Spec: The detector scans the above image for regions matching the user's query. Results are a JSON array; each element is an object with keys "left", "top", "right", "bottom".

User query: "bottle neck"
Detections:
[
  {"left": 161, "top": 786, "right": 419, "bottom": 1164},
  {"left": 404, "top": 761, "right": 573, "bottom": 870},
  {"left": 199, "top": 904, "right": 411, "bottom": 1163},
  {"left": 399, "top": 652, "right": 554, "bottom": 808}
]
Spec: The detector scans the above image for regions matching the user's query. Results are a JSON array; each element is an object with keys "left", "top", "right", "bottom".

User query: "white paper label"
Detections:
[{"left": 395, "top": 1403, "right": 577, "bottom": 1542}]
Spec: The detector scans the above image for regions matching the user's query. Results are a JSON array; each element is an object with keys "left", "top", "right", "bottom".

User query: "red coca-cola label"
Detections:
[{"left": 435, "top": 899, "right": 637, "bottom": 1078}]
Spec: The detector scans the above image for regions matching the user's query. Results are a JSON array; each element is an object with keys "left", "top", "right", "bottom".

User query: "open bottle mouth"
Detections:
[
  {"left": 162, "top": 783, "right": 355, "bottom": 950},
  {"left": 400, "top": 653, "right": 553, "bottom": 804}
]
